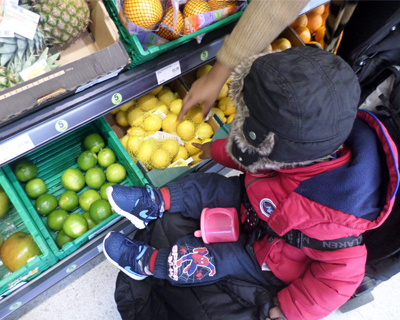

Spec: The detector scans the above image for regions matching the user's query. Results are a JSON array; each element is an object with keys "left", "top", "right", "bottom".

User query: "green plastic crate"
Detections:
[
  {"left": 0, "top": 169, "right": 57, "bottom": 297},
  {"left": 104, "top": 1, "right": 245, "bottom": 68},
  {"left": 3, "top": 117, "right": 148, "bottom": 260}
]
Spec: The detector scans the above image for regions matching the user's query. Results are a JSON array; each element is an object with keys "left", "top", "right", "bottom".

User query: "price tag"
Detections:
[
  {"left": 0, "top": 134, "right": 34, "bottom": 165},
  {"left": 156, "top": 61, "right": 181, "bottom": 85}
]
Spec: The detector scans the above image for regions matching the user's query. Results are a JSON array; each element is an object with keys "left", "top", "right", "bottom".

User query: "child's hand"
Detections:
[
  {"left": 192, "top": 142, "right": 212, "bottom": 159},
  {"left": 266, "top": 297, "right": 287, "bottom": 320}
]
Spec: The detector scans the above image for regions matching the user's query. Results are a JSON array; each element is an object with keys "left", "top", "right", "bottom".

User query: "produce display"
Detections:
[
  {"left": 111, "top": 73, "right": 235, "bottom": 170},
  {"left": 11, "top": 133, "right": 128, "bottom": 249},
  {"left": 291, "top": 3, "right": 328, "bottom": 47},
  {"left": 0, "top": 0, "right": 90, "bottom": 91},
  {"left": 114, "top": 0, "right": 246, "bottom": 49}
]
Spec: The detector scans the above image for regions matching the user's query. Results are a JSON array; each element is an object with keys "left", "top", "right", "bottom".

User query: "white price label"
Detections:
[
  {"left": 155, "top": 61, "right": 181, "bottom": 85},
  {"left": 0, "top": 134, "right": 34, "bottom": 165}
]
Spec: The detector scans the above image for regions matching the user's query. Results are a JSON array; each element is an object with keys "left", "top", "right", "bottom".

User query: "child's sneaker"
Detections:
[
  {"left": 106, "top": 184, "right": 165, "bottom": 229},
  {"left": 103, "top": 231, "right": 156, "bottom": 280}
]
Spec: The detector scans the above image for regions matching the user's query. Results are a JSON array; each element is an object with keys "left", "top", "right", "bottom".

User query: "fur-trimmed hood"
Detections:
[{"left": 225, "top": 46, "right": 360, "bottom": 173}]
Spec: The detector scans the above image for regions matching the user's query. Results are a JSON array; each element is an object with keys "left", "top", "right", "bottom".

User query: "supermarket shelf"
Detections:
[
  {"left": 0, "top": 0, "right": 327, "bottom": 167},
  {"left": 0, "top": 22, "right": 233, "bottom": 167},
  {"left": 0, "top": 218, "right": 135, "bottom": 320}
]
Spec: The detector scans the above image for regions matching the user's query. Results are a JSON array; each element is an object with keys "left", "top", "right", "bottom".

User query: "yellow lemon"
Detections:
[
  {"left": 185, "top": 138, "right": 202, "bottom": 156},
  {"left": 185, "top": 106, "right": 204, "bottom": 124},
  {"left": 153, "top": 101, "right": 168, "bottom": 115},
  {"left": 161, "top": 139, "right": 179, "bottom": 158},
  {"left": 127, "top": 107, "right": 145, "bottom": 127},
  {"left": 170, "top": 99, "right": 183, "bottom": 114},
  {"left": 143, "top": 115, "right": 162, "bottom": 132},
  {"left": 119, "top": 100, "right": 135, "bottom": 111},
  {"left": 127, "top": 126, "right": 146, "bottom": 137},
  {"left": 119, "top": 135, "right": 129, "bottom": 149},
  {"left": 196, "top": 123, "right": 214, "bottom": 140},
  {"left": 210, "top": 107, "right": 226, "bottom": 123},
  {"left": 151, "top": 149, "right": 171, "bottom": 169},
  {"left": 162, "top": 113, "right": 179, "bottom": 133},
  {"left": 138, "top": 94, "right": 158, "bottom": 111},
  {"left": 137, "top": 139, "right": 156, "bottom": 163},
  {"left": 151, "top": 86, "right": 163, "bottom": 95},
  {"left": 191, "top": 152, "right": 203, "bottom": 164},
  {"left": 115, "top": 110, "right": 129, "bottom": 127},
  {"left": 158, "top": 90, "right": 175, "bottom": 106},
  {"left": 177, "top": 120, "right": 195, "bottom": 141},
  {"left": 218, "top": 97, "right": 236, "bottom": 116},
  {"left": 127, "top": 136, "right": 143, "bottom": 154},
  {"left": 217, "top": 83, "right": 229, "bottom": 101},
  {"left": 271, "top": 38, "right": 292, "bottom": 51},
  {"left": 196, "top": 64, "right": 212, "bottom": 78},
  {"left": 227, "top": 114, "right": 236, "bottom": 123},
  {"left": 172, "top": 146, "right": 189, "bottom": 162},
  {"left": 202, "top": 138, "right": 212, "bottom": 143}
]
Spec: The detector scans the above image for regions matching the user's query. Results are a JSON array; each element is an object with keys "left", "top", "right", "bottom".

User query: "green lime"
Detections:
[
  {"left": 82, "top": 211, "right": 97, "bottom": 229},
  {"left": 77, "top": 150, "right": 98, "bottom": 171},
  {"left": 97, "top": 148, "right": 116, "bottom": 168},
  {"left": 106, "top": 163, "right": 126, "bottom": 183},
  {"left": 14, "top": 160, "right": 38, "bottom": 182},
  {"left": 58, "top": 190, "right": 79, "bottom": 212},
  {"left": 85, "top": 167, "right": 106, "bottom": 189},
  {"left": 79, "top": 189, "right": 101, "bottom": 211},
  {"left": 0, "top": 186, "right": 9, "bottom": 218},
  {"left": 89, "top": 199, "right": 112, "bottom": 224},
  {"left": 0, "top": 233, "right": 4, "bottom": 247},
  {"left": 25, "top": 178, "right": 47, "bottom": 199},
  {"left": 61, "top": 168, "right": 85, "bottom": 192},
  {"left": 83, "top": 133, "right": 105, "bottom": 153},
  {"left": 35, "top": 194, "right": 58, "bottom": 216},
  {"left": 63, "top": 213, "right": 88, "bottom": 239},
  {"left": 55, "top": 230, "right": 74, "bottom": 248},
  {"left": 47, "top": 209, "right": 69, "bottom": 231},
  {"left": 100, "top": 182, "right": 115, "bottom": 200}
]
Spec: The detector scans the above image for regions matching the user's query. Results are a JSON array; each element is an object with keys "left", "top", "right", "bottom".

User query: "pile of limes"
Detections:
[{"left": 13, "top": 133, "right": 129, "bottom": 249}]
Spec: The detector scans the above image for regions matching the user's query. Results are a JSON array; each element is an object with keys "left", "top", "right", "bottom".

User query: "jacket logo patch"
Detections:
[{"left": 260, "top": 199, "right": 276, "bottom": 218}]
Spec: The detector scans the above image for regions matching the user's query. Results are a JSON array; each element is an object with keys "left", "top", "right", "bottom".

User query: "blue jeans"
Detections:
[{"left": 153, "top": 173, "right": 269, "bottom": 287}]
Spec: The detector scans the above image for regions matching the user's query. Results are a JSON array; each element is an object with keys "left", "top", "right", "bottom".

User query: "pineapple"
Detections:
[
  {"left": 0, "top": 0, "right": 90, "bottom": 67},
  {"left": 0, "top": 48, "right": 60, "bottom": 91},
  {"left": 32, "top": 0, "right": 90, "bottom": 46}
]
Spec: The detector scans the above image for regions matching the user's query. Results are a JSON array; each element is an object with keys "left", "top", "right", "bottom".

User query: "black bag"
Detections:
[
  {"left": 337, "top": 2, "right": 400, "bottom": 103},
  {"left": 114, "top": 212, "right": 275, "bottom": 320}
]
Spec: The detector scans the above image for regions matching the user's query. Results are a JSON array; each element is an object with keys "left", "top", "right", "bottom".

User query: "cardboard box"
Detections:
[
  {"left": 0, "top": 0, "right": 130, "bottom": 127},
  {"left": 104, "top": 79, "right": 229, "bottom": 187}
]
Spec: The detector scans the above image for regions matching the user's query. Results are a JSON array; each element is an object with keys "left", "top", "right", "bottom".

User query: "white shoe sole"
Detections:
[
  {"left": 102, "top": 232, "right": 147, "bottom": 281},
  {"left": 106, "top": 186, "right": 146, "bottom": 229}
]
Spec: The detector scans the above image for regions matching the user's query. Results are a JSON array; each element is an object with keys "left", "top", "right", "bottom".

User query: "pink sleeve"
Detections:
[{"left": 210, "top": 139, "right": 245, "bottom": 172}]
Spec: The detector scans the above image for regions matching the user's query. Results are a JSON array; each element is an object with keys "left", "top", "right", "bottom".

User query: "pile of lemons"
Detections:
[{"left": 112, "top": 83, "right": 217, "bottom": 170}]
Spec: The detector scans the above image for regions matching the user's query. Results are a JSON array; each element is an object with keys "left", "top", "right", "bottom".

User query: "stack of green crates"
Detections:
[
  {"left": 3, "top": 117, "right": 148, "bottom": 260},
  {"left": 0, "top": 169, "right": 57, "bottom": 297},
  {"left": 104, "top": 1, "right": 246, "bottom": 68}
]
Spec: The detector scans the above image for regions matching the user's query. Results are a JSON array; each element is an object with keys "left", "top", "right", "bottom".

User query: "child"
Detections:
[{"left": 103, "top": 46, "right": 399, "bottom": 320}]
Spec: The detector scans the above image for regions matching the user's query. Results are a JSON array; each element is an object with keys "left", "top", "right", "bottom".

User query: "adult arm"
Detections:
[{"left": 180, "top": 0, "right": 310, "bottom": 119}]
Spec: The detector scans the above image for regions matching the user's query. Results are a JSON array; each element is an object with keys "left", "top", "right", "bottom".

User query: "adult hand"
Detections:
[
  {"left": 179, "top": 61, "right": 232, "bottom": 120},
  {"left": 192, "top": 142, "right": 212, "bottom": 159}
]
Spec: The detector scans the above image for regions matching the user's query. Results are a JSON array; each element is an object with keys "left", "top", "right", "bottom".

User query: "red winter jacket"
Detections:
[{"left": 210, "top": 111, "right": 399, "bottom": 320}]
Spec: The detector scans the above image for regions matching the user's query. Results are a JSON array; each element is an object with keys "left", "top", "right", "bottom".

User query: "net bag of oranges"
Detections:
[{"left": 114, "top": 0, "right": 247, "bottom": 47}]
